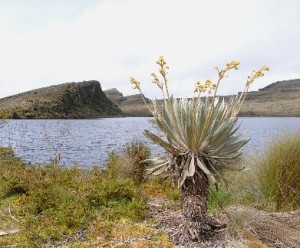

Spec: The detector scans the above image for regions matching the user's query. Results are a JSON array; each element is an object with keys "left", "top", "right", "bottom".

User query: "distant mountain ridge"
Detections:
[
  {"left": 0, "top": 79, "right": 299, "bottom": 119},
  {"left": 104, "top": 79, "right": 300, "bottom": 117},
  {"left": 0, "top": 81, "right": 122, "bottom": 119},
  {"left": 240, "top": 79, "right": 300, "bottom": 116}
]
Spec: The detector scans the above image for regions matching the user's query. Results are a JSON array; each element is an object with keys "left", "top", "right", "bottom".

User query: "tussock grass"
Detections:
[
  {"left": 207, "top": 158, "right": 264, "bottom": 213},
  {"left": 255, "top": 133, "right": 300, "bottom": 211},
  {"left": 106, "top": 141, "right": 150, "bottom": 184}
]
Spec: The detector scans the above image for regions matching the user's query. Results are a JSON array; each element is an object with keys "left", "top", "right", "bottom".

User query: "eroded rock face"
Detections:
[
  {"left": 103, "top": 88, "right": 127, "bottom": 105},
  {"left": 0, "top": 81, "right": 123, "bottom": 119}
]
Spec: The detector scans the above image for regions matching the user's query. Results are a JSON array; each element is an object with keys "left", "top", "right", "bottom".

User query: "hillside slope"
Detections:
[
  {"left": 240, "top": 79, "right": 300, "bottom": 116},
  {"left": 104, "top": 88, "right": 152, "bottom": 116},
  {"left": 105, "top": 79, "right": 300, "bottom": 117},
  {"left": 0, "top": 81, "right": 123, "bottom": 119}
]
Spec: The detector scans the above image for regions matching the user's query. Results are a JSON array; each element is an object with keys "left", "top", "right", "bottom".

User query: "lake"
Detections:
[{"left": 0, "top": 117, "right": 299, "bottom": 168}]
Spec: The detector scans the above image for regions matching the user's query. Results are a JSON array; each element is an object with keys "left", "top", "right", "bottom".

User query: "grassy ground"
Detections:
[
  {"left": 0, "top": 134, "right": 300, "bottom": 247},
  {"left": 0, "top": 144, "right": 177, "bottom": 247}
]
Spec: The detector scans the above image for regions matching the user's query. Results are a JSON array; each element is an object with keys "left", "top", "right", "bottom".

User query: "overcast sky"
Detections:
[{"left": 0, "top": 0, "right": 299, "bottom": 99}]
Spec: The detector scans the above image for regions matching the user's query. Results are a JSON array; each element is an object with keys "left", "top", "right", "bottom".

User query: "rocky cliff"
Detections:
[{"left": 0, "top": 81, "right": 123, "bottom": 119}]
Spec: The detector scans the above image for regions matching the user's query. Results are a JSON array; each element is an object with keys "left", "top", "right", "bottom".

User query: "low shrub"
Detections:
[
  {"left": 0, "top": 147, "right": 28, "bottom": 198},
  {"left": 142, "top": 178, "right": 180, "bottom": 201}
]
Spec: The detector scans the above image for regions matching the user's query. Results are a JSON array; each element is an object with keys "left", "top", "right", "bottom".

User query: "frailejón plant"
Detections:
[{"left": 130, "top": 57, "right": 269, "bottom": 243}]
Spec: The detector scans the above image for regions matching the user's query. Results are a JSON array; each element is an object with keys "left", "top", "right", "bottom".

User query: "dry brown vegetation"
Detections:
[
  {"left": 147, "top": 198, "right": 300, "bottom": 248},
  {"left": 240, "top": 79, "right": 300, "bottom": 116}
]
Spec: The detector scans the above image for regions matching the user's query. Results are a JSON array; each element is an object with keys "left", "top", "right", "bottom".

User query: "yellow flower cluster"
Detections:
[
  {"left": 194, "top": 80, "right": 217, "bottom": 94},
  {"left": 226, "top": 60, "right": 240, "bottom": 70},
  {"left": 156, "top": 56, "right": 167, "bottom": 66},
  {"left": 156, "top": 56, "right": 169, "bottom": 78},
  {"left": 217, "top": 60, "right": 240, "bottom": 79},
  {"left": 130, "top": 56, "right": 172, "bottom": 102},
  {"left": 130, "top": 57, "right": 269, "bottom": 109},
  {"left": 130, "top": 77, "right": 141, "bottom": 91},
  {"left": 151, "top": 72, "right": 163, "bottom": 89},
  {"left": 246, "top": 65, "right": 270, "bottom": 86},
  {"left": 151, "top": 72, "right": 159, "bottom": 84},
  {"left": 256, "top": 65, "right": 270, "bottom": 77}
]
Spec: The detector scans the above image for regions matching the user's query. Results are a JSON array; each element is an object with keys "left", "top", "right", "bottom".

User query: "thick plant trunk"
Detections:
[{"left": 178, "top": 170, "right": 226, "bottom": 243}]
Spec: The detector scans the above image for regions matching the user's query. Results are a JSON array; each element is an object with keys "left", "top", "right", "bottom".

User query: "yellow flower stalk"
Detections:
[
  {"left": 129, "top": 77, "right": 141, "bottom": 91},
  {"left": 205, "top": 80, "right": 212, "bottom": 86}
]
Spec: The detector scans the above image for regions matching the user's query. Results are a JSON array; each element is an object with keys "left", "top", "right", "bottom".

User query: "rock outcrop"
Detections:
[
  {"left": 0, "top": 81, "right": 123, "bottom": 119},
  {"left": 104, "top": 88, "right": 152, "bottom": 116}
]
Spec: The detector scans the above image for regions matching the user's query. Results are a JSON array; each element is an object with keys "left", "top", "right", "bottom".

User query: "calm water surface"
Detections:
[{"left": 0, "top": 117, "right": 299, "bottom": 168}]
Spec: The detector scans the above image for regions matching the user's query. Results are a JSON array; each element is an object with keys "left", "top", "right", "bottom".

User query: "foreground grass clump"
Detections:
[
  {"left": 0, "top": 147, "right": 149, "bottom": 247},
  {"left": 106, "top": 141, "right": 151, "bottom": 184},
  {"left": 256, "top": 133, "right": 300, "bottom": 211}
]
